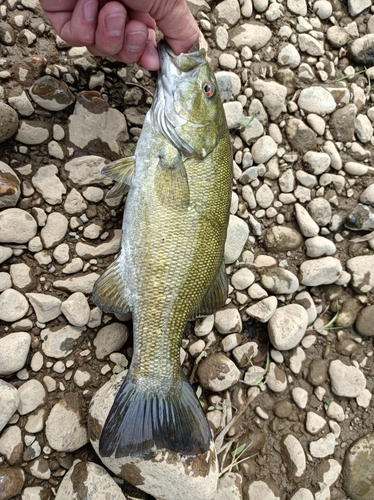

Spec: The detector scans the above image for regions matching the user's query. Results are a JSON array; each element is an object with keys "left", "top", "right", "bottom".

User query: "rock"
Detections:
[
  {"left": 40, "top": 212, "right": 68, "bottom": 248},
  {"left": 307, "top": 198, "right": 332, "bottom": 226},
  {"left": 278, "top": 44, "right": 301, "bottom": 69},
  {"left": 232, "top": 341, "right": 258, "bottom": 366},
  {"left": 252, "top": 80, "right": 287, "bottom": 120},
  {"left": 215, "top": 472, "right": 242, "bottom": 500},
  {"left": 246, "top": 296, "right": 278, "bottom": 323},
  {"left": 45, "top": 394, "right": 88, "bottom": 452},
  {"left": 298, "top": 87, "right": 336, "bottom": 116},
  {"left": 0, "top": 468, "right": 24, "bottom": 500},
  {"left": 264, "top": 226, "right": 303, "bottom": 252},
  {"left": 326, "top": 401, "right": 345, "bottom": 422},
  {"left": 214, "top": 305, "right": 242, "bottom": 334},
  {"left": 0, "top": 208, "right": 37, "bottom": 244},
  {"left": 64, "top": 188, "right": 87, "bottom": 214},
  {"left": 224, "top": 215, "right": 249, "bottom": 264},
  {"left": 0, "top": 289, "right": 29, "bottom": 322},
  {"left": 213, "top": 0, "right": 241, "bottom": 26},
  {"left": 266, "top": 363, "right": 287, "bottom": 392},
  {"left": 345, "top": 204, "right": 374, "bottom": 232},
  {"left": 346, "top": 255, "right": 374, "bottom": 292},
  {"left": 290, "top": 489, "right": 314, "bottom": 500},
  {"left": 198, "top": 353, "right": 240, "bottom": 391},
  {"left": 305, "top": 236, "right": 336, "bottom": 257},
  {"left": 0, "top": 380, "right": 20, "bottom": 432},
  {"left": 348, "top": 34, "right": 374, "bottom": 67},
  {"left": 355, "top": 115, "right": 373, "bottom": 143},
  {"left": 231, "top": 268, "right": 255, "bottom": 289},
  {"left": 327, "top": 26, "right": 351, "bottom": 48},
  {"left": 282, "top": 434, "right": 306, "bottom": 478},
  {"left": 61, "top": 292, "right": 91, "bottom": 327},
  {"left": 305, "top": 411, "right": 327, "bottom": 435},
  {"left": 68, "top": 91, "right": 128, "bottom": 154},
  {"left": 329, "top": 104, "right": 357, "bottom": 143},
  {"left": 307, "top": 358, "right": 328, "bottom": 386},
  {"left": 343, "top": 431, "right": 374, "bottom": 500},
  {"left": 53, "top": 273, "right": 101, "bottom": 294},
  {"left": 93, "top": 323, "right": 129, "bottom": 359},
  {"left": 18, "top": 379, "right": 47, "bottom": 415},
  {"left": 260, "top": 268, "right": 299, "bottom": 294},
  {"left": 246, "top": 480, "right": 281, "bottom": 499},
  {"left": 31, "top": 164, "right": 67, "bottom": 205},
  {"left": 41, "top": 325, "right": 85, "bottom": 358},
  {"left": 299, "top": 257, "right": 342, "bottom": 286},
  {"left": 55, "top": 461, "right": 126, "bottom": 500},
  {"left": 268, "top": 304, "right": 308, "bottom": 350},
  {"left": 0, "top": 425, "right": 23, "bottom": 464},
  {"left": 309, "top": 433, "right": 336, "bottom": 458},
  {"left": 287, "top": 0, "right": 307, "bottom": 15},
  {"left": 20, "top": 486, "right": 51, "bottom": 500},
  {"left": 15, "top": 120, "right": 50, "bottom": 144},
  {"left": 0, "top": 103, "right": 19, "bottom": 143},
  {"left": 29, "top": 75, "right": 74, "bottom": 111},
  {"left": 10, "top": 263, "right": 36, "bottom": 293},
  {"left": 303, "top": 151, "right": 331, "bottom": 175},
  {"left": 0, "top": 331, "right": 31, "bottom": 375},
  {"left": 229, "top": 23, "right": 272, "bottom": 50},
  {"left": 64, "top": 156, "right": 112, "bottom": 186},
  {"left": 216, "top": 71, "right": 241, "bottom": 101},
  {"left": 221, "top": 333, "right": 242, "bottom": 352},
  {"left": 360, "top": 183, "right": 374, "bottom": 205},
  {"left": 75, "top": 230, "right": 121, "bottom": 258},
  {"left": 223, "top": 101, "right": 243, "bottom": 129},
  {"left": 286, "top": 118, "right": 317, "bottom": 152},
  {"left": 355, "top": 305, "right": 374, "bottom": 337},
  {"left": 0, "top": 162, "right": 21, "bottom": 209},
  {"left": 292, "top": 387, "right": 308, "bottom": 409},
  {"left": 26, "top": 293, "right": 62, "bottom": 323},
  {"left": 295, "top": 203, "right": 319, "bottom": 237},
  {"left": 329, "top": 360, "right": 366, "bottom": 397},
  {"left": 298, "top": 34, "right": 324, "bottom": 56},
  {"left": 88, "top": 371, "right": 218, "bottom": 500},
  {"left": 251, "top": 136, "right": 277, "bottom": 164}
]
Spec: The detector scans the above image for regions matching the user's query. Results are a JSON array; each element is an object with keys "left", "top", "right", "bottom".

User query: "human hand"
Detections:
[{"left": 39, "top": 0, "right": 200, "bottom": 70}]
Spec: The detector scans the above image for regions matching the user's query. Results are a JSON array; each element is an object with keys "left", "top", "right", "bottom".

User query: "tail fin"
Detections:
[{"left": 99, "top": 375, "right": 212, "bottom": 459}]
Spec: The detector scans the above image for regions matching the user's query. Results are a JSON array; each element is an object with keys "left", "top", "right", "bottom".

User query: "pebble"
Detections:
[
  {"left": 305, "top": 411, "right": 327, "bottom": 435},
  {"left": 266, "top": 362, "right": 287, "bottom": 392},
  {"left": 64, "top": 155, "right": 112, "bottom": 186},
  {"left": 224, "top": 215, "right": 249, "bottom": 263},
  {"left": 215, "top": 472, "right": 242, "bottom": 500},
  {"left": 0, "top": 208, "right": 37, "bottom": 244},
  {"left": 263, "top": 226, "right": 303, "bottom": 252},
  {"left": 309, "top": 433, "right": 336, "bottom": 459},
  {"left": 260, "top": 268, "right": 299, "bottom": 294},
  {"left": 326, "top": 401, "right": 345, "bottom": 422},
  {"left": 230, "top": 23, "right": 272, "bottom": 50},
  {"left": 299, "top": 257, "right": 342, "bottom": 286},
  {"left": 286, "top": 118, "right": 317, "bottom": 152},
  {"left": 329, "top": 104, "right": 356, "bottom": 143},
  {"left": 298, "top": 87, "right": 336, "bottom": 116},
  {"left": 31, "top": 164, "right": 66, "bottom": 205},
  {"left": 55, "top": 461, "right": 126, "bottom": 500},
  {"left": 40, "top": 212, "right": 68, "bottom": 248},
  {"left": 282, "top": 434, "right": 306, "bottom": 478},
  {"left": 0, "top": 468, "right": 25, "bottom": 499},
  {"left": 61, "top": 292, "right": 91, "bottom": 326},
  {"left": 197, "top": 353, "right": 240, "bottom": 391},
  {"left": 93, "top": 323, "right": 129, "bottom": 359},
  {"left": 0, "top": 162, "right": 21, "bottom": 209},
  {"left": 15, "top": 120, "right": 50, "bottom": 145},
  {"left": 41, "top": 325, "right": 85, "bottom": 358},
  {"left": 194, "top": 315, "right": 214, "bottom": 337},
  {"left": 45, "top": 394, "right": 88, "bottom": 452},
  {"left": 0, "top": 103, "right": 19, "bottom": 143},
  {"left": 251, "top": 136, "right": 277, "bottom": 164},
  {"left": 214, "top": 306, "right": 242, "bottom": 334},
  {"left": 29, "top": 75, "right": 74, "bottom": 111},
  {"left": 246, "top": 480, "right": 281, "bottom": 500},
  {"left": 346, "top": 255, "right": 374, "bottom": 292},
  {"left": 290, "top": 490, "right": 314, "bottom": 500},
  {"left": 245, "top": 296, "right": 278, "bottom": 323},
  {"left": 75, "top": 230, "right": 121, "bottom": 259},
  {"left": 252, "top": 80, "right": 287, "bottom": 120},
  {"left": 26, "top": 292, "right": 62, "bottom": 322},
  {"left": 0, "top": 331, "right": 31, "bottom": 375},
  {"left": 18, "top": 379, "right": 47, "bottom": 415},
  {"left": 305, "top": 236, "right": 336, "bottom": 257},
  {"left": 295, "top": 203, "right": 319, "bottom": 237},
  {"left": 292, "top": 387, "right": 308, "bottom": 409},
  {"left": 231, "top": 267, "right": 255, "bottom": 289},
  {"left": 232, "top": 341, "right": 258, "bottom": 366},
  {"left": 355, "top": 305, "right": 374, "bottom": 337},
  {"left": 0, "top": 380, "right": 20, "bottom": 432},
  {"left": 308, "top": 358, "right": 328, "bottom": 386},
  {"left": 268, "top": 304, "right": 308, "bottom": 350},
  {"left": 278, "top": 43, "right": 301, "bottom": 69},
  {"left": 53, "top": 272, "right": 100, "bottom": 294},
  {"left": 329, "top": 360, "right": 366, "bottom": 397},
  {"left": 348, "top": 34, "right": 374, "bottom": 66}
]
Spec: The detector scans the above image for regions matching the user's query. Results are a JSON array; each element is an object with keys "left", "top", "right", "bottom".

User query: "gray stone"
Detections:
[
  {"left": 329, "top": 104, "right": 356, "bottom": 143},
  {"left": 61, "top": 292, "right": 90, "bottom": 327},
  {"left": 327, "top": 26, "right": 351, "bottom": 48},
  {"left": 329, "top": 360, "right": 366, "bottom": 397},
  {"left": 0, "top": 332, "right": 31, "bottom": 375},
  {"left": 26, "top": 293, "right": 62, "bottom": 323},
  {"left": 268, "top": 304, "right": 308, "bottom": 350},
  {"left": 355, "top": 305, "right": 374, "bottom": 337},
  {"left": 231, "top": 268, "right": 255, "bottom": 290},
  {"left": 41, "top": 325, "right": 85, "bottom": 358},
  {"left": 229, "top": 23, "right": 272, "bottom": 51},
  {"left": 309, "top": 433, "right": 336, "bottom": 458},
  {"left": 251, "top": 136, "right": 277, "bottom": 164},
  {"left": 213, "top": 0, "right": 240, "bottom": 26},
  {"left": 347, "top": 255, "right": 374, "bottom": 292},
  {"left": 53, "top": 273, "right": 101, "bottom": 294},
  {"left": 299, "top": 257, "right": 342, "bottom": 286},
  {"left": 295, "top": 203, "right": 320, "bottom": 237},
  {"left": 0, "top": 380, "right": 20, "bottom": 432},
  {"left": 0, "top": 289, "right": 29, "bottom": 322},
  {"left": 198, "top": 353, "right": 240, "bottom": 391},
  {"left": 0, "top": 208, "right": 37, "bottom": 244},
  {"left": 307, "top": 198, "right": 332, "bottom": 226},
  {"left": 18, "top": 380, "right": 47, "bottom": 416},
  {"left": 303, "top": 151, "right": 331, "bottom": 175},
  {"left": 264, "top": 226, "right": 303, "bottom": 252},
  {"left": 252, "top": 80, "right": 287, "bottom": 120},
  {"left": 286, "top": 118, "right": 317, "bottom": 152},
  {"left": 224, "top": 215, "right": 249, "bottom": 264},
  {"left": 298, "top": 87, "right": 336, "bottom": 116},
  {"left": 93, "top": 323, "right": 129, "bottom": 359},
  {"left": 214, "top": 305, "right": 242, "bottom": 334},
  {"left": 31, "top": 164, "right": 66, "bottom": 205},
  {"left": 298, "top": 34, "right": 324, "bottom": 56},
  {"left": 287, "top": 0, "right": 307, "bottom": 15},
  {"left": 260, "top": 268, "right": 299, "bottom": 294},
  {"left": 246, "top": 296, "right": 278, "bottom": 323},
  {"left": 0, "top": 426, "right": 23, "bottom": 464},
  {"left": 282, "top": 434, "right": 306, "bottom": 478},
  {"left": 343, "top": 431, "right": 374, "bottom": 500},
  {"left": 0, "top": 103, "right": 19, "bottom": 143},
  {"left": 40, "top": 212, "right": 68, "bottom": 248},
  {"left": 305, "top": 236, "right": 336, "bottom": 257}
]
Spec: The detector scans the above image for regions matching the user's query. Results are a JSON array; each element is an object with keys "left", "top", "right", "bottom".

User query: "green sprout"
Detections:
[{"left": 336, "top": 67, "right": 372, "bottom": 97}]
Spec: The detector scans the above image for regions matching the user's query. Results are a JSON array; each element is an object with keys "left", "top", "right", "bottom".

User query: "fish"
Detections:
[{"left": 92, "top": 41, "right": 232, "bottom": 459}]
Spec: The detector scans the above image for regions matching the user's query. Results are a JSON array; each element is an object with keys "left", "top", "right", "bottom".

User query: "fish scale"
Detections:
[{"left": 93, "top": 41, "right": 232, "bottom": 459}]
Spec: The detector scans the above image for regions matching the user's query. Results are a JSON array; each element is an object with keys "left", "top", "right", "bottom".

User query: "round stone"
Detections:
[
  {"left": 0, "top": 289, "right": 29, "bottom": 322},
  {"left": 93, "top": 323, "right": 129, "bottom": 360},
  {"left": 298, "top": 87, "right": 336, "bottom": 115},
  {"left": 329, "top": 360, "right": 366, "bottom": 397},
  {"left": 30, "top": 75, "right": 75, "bottom": 111},
  {"left": 18, "top": 379, "right": 47, "bottom": 416},
  {"left": 224, "top": 215, "right": 249, "bottom": 264},
  {"left": 355, "top": 305, "right": 374, "bottom": 337},
  {"left": 197, "top": 353, "right": 240, "bottom": 392},
  {"left": 0, "top": 331, "right": 31, "bottom": 375},
  {"left": 0, "top": 103, "right": 19, "bottom": 143},
  {"left": 343, "top": 432, "right": 374, "bottom": 500},
  {"left": 0, "top": 208, "right": 37, "bottom": 244},
  {"left": 268, "top": 304, "right": 308, "bottom": 350},
  {"left": 0, "top": 380, "right": 20, "bottom": 432},
  {"left": 263, "top": 226, "right": 303, "bottom": 252},
  {"left": 0, "top": 468, "right": 25, "bottom": 499}
]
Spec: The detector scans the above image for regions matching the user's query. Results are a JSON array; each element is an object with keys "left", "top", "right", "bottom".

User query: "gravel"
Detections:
[{"left": 0, "top": 0, "right": 374, "bottom": 499}]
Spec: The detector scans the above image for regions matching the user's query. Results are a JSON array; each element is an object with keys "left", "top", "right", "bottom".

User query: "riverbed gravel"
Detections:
[{"left": 0, "top": 0, "right": 374, "bottom": 499}]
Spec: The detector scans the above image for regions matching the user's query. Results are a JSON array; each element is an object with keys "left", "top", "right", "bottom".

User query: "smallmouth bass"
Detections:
[{"left": 93, "top": 41, "right": 232, "bottom": 459}]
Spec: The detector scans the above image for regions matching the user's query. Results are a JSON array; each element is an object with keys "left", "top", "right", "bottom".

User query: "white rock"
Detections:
[
  {"left": 298, "top": 34, "right": 324, "bottom": 56},
  {"left": 231, "top": 268, "right": 255, "bottom": 290},
  {"left": 224, "top": 215, "right": 249, "bottom": 264},
  {"left": 356, "top": 388, "right": 372, "bottom": 408},
  {"left": 75, "top": 230, "right": 121, "bottom": 258},
  {"left": 0, "top": 425, "right": 22, "bottom": 462},
  {"left": 55, "top": 461, "right": 126, "bottom": 500},
  {"left": 62, "top": 257, "right": 84, "bottom": 274},
  {"left": 194, "top": 315, "right": 214, "bottom": 337},
  {"left": 214, "top": 0, "right": 240, "bottom": 26},
  {"left": 198, "top": 353, "right": 240, "bottom": 391},
  {"left": 45, "top": 394, "right": 89, "bottom": 451},
  {"left": 41, "top": 325, "right": 85, "bottom": 358},
  {"left": 232, "top": 341, "right": 258, "bottom": 366},
  {"left": 230, "top": 23, "right": 272, "bottom": 50},
  {"left": 289, "top": 347, "right": 306, "bottom": 374},
  {"left": 303, "top": 151, "right": 331, "bottom": 175},
  {"left": 215, "top": 472, "right": 242, "bottom": 500},
  {"left": 354, "top": 115, "right": 373, "bottom": 143},
  {"left": 26, "top": 293, "right": 62, "bottom": 322},
  {"left": 290, "top": 489, "right": 314, "bottom": 500},
  {"left": 268, "top": 304, "right": 308, "bottom": 350},
  {"left": 346, "top": 255, "right": 374, "bottom": 293},
  {"left": 309, "top": 433, "right": 336, "bottom": 458},
  {"left": 247, "top": 480, "right": 281, "bottom": 499},
  {"left": 53, "top": 273, "right": 100, "bottom": 294},
  {"left": 214, "top": 306, "right": 242, "bottom": 334},
  {"left": 287, "top": 0, "right": 307, "bottom": 15},
  {"left": 295, "top": 203, "right": 319, "bottom": 237},
  {"left": 223, "top": 101, "right": 243, "bottom": 129},
  {"left": 64, "top": 156, "right": 112, "bottom": 186},
  {"left": 0, "top": 380, "right": 20, "bottom": 432},
  {"left": 252, "top": 80, "right": 287, "bottom": 120},
  {"left": 15, "top": 121, "right": 50, "bottom": 145},
  {"left": 278, "top": 44, "right": 301, "bottom": 68},
  {"left": 329, "top": 360, "right": 366, "bottom": 397},
  {"left": 266, "top": 362, "right": 287, "bottom": 392},
  {"left": 0, "top": 289, "right": 29, "bottom": 322},
  {"left": 0, "top": 208, "right": 37, "bottom": 244},
  {"left": 260, "top": 268, "right": 299, "bottom": 294},
  {"left": 313, "top": 0, "right": 332, "bottom": 19},
  {"left": 18, "top": 379, "right": 47, "bottom": 415},
  {"left": 298, "top": 87, "right": 336, "bottom": 115},
  {"left": 292, "top": 387, "right": 308, "bottom": 409},
  {"left": 306, "top": 113, "right": 326, "bottom": 135},
  {"left": 348, "top": 0, "right": 371, "bottom": 16},
  {"left": 255, "top": 184, "right": 274, "bottom": 208},
  {"left": 40, "top": 212, "right": 69, "bottom": 249},
  {"left": 61, "top": 292, "right": 90, "bottom": 326},
  {"left": 0, "top": 331, "right": 31, "bottom": 375},
  {"left": 246, "top": 296, "right": 278, "bottom": 323},
  {"left": 64, "top": 188, "right": 87, "bottom": 214},
  {"left": 299, "top": 257, "right": 342, "bottom": 286},
  {"left": 53, "top": 243, "right": 70, "bottom": 264},
  {"left": 93, "top": 323, "right": 129, "bottom": 359},
  {"left": 31, "top": 164, "right": 66, "bottom": 205},
  {"left": 283, "top": 434, "right": 306, "bottom": 478},
  {"left": 326, "top": 401, "right": 345, "bottom": 422},
  {"left": 305, "top": 236, "right": 336, "bottom": 257},
  {"left": 306, "top": 411, "right": 327, "bottom": 435}
]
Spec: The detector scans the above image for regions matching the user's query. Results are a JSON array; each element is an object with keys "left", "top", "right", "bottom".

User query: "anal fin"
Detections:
[
  {"left": 92, "top": 257, "right": 131, "bottom": 314},
  {"left": 190, "top": 260, "right": 227, "bottom": 319}
]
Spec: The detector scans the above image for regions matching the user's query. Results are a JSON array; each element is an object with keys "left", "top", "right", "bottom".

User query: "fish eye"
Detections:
[{"left": 203, "top": 82, "right": 215, "bottom": 98}]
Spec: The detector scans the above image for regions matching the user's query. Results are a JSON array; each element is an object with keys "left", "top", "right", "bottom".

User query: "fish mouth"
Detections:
[{"left": 158, "top": 40, "right": 206, "bottom": 74}]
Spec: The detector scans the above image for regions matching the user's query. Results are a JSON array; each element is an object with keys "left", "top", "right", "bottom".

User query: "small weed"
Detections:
[
  {"left": 195, "top": 339, "right": 213, "bottom": 365},
  {"left": 336, "top": 67, "right": 372, "bottom": 97},
  {"left": 313, "top": 301, "right": 341, "bottom": 332},
  {"left": 325, "top": 396, "right": 334, "bottom": 408},
  {"left": 238, "top": 114, "right": 255, "bottom": 128}
]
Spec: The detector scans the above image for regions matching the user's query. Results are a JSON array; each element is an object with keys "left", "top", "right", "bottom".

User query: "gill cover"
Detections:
[{"left": 152, "top": 41, "right": 221, "bottom": 159}]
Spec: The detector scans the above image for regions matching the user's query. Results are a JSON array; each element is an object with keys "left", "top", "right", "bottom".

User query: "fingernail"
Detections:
[
  {"left": 125, "top": 30, "right": 147, "bottom": 51},
  {"left": 83, "top": 0, "right": 97, "bottom": 22},
  {"left": 105, "top": 14, "right": 126, "bottom": 37}
]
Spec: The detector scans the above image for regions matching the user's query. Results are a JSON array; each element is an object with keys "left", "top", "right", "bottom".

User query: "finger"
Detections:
[{"left": 93, "top": 1, "right": 127, "bottom": 56}]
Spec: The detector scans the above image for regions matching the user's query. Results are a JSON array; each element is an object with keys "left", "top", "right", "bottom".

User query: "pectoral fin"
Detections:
[
  {"left": 190, "top": 260, "right": 228, "bottom": 319},
  {"left": 92, "top": 257, "right": 131, "bottom": 314},
  {"left": 105, "top": 182, "right": 129, "bottom": 199},
  {"left": 101, "top": 156, "right": 136, "bottom": 185},
  {"left": 154, "top": 144, "right": 190, "bottom": 209}
]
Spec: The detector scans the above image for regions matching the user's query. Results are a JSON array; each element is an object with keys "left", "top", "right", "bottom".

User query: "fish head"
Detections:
[{"left": 153, "top": 41, "right": 223, "bottom": 159}]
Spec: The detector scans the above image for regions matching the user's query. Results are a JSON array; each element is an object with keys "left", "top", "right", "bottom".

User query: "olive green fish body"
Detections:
[{"left": 94, "top": 42, "right": 232, "bottom": 459}]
